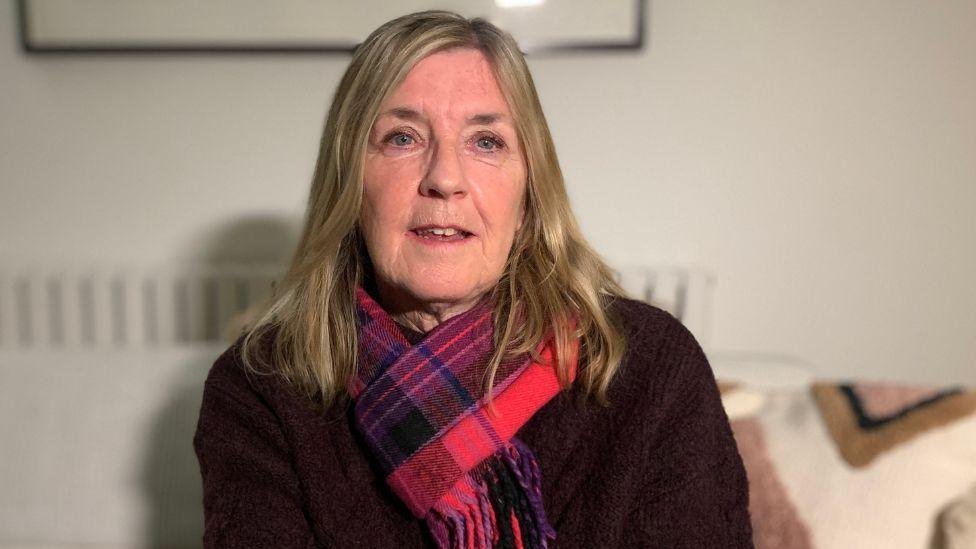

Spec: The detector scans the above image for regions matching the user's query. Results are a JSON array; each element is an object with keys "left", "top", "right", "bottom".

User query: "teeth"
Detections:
[{"left": 418, "top": 227, "right": 459, "bottom": 237}]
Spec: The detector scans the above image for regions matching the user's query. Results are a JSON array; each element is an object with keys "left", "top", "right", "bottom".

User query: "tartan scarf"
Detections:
[{"left": 349, "top": 287, "right": 577, "bottom": 549}]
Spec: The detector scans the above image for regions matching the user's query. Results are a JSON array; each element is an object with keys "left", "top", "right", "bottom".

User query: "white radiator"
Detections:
[
  {"left": 0, "top": 264, "right": 280, "bottom": 349},
  {"left": 0, "top": 264, "right": 714, "bottom": 350}
]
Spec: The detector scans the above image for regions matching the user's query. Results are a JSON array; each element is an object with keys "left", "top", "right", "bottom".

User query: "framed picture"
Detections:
[{"left": 18, "top": 0, "right": 645, "bottom": 54}]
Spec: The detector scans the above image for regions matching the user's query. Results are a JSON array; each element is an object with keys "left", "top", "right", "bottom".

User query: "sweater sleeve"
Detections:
[
  {"left": 629, "top": 319, "right": 755, "bottom": 548},
  {"left": 193, "top": 346, "right": 319, "bottom": 549}
]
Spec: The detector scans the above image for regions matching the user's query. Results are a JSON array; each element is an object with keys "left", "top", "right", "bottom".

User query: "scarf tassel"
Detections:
[{"left": 427, "top": 438, "right": 556, "bottom": 549}]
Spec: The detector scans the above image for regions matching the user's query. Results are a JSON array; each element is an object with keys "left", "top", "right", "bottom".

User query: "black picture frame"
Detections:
[{"left": 18, "top": 0, "right": 646, "bottom": 55}]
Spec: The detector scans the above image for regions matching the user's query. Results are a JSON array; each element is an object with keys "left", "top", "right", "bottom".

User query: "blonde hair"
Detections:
[{"left": 240, "top": 10, "right": 627, "bottom": 414}]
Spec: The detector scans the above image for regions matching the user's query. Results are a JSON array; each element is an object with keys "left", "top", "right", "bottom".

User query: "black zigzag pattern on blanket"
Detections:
[{"left": 839, "top": 385, "right": 964, "bottom": 430}]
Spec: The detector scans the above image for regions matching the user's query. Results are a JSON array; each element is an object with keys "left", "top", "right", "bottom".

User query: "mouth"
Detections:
[{"left": 409, "top": 224, "right": 474, "bottom": 242}]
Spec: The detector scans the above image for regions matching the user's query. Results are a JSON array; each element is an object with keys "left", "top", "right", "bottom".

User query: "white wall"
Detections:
[{"left": 2, "top": 1, "right": 974, "bottom": 385}]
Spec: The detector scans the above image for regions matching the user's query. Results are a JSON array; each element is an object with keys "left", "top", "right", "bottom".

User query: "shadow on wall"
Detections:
[
  {"left": 140, "top": 372, "right": 209, "bottom": 548},
  {"left": 139, "top": 213, "right": 299, "bottom": 548},
  {"left": 187, "top": 213, "right": 303, "bottom": 265}
]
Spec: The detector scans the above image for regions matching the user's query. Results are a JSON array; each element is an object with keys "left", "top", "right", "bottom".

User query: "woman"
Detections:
[{"left": 194, "top": 10, "right": 753, "bottom": 549}]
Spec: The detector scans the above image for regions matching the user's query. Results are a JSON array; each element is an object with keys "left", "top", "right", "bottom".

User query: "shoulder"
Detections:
[
  {"left": 603, "top": 295, "right": 718, "bottom": 413},
  {"left": 211, "top": 322, "right": 292, "bottom": 383},
  {"left": 199, "top": 330, "right": 290, "bottom": 419},
  {"left": 193, "top": 334, "right": 294, "bottom": 466},
  {"left": 602, "top": 297, "right": 742, "bottom": 486},
  {"left": 605, "top": 295, "right": 706, "bottom": 368},
  {"left": 606, "top": 295, "right": 683, "bottom": 337},
  {"left": 204, "top": 335, "right": 259, "bottom": 396},
  {"left": 601, "top": 302, "right": 751, "bottom": 543}
]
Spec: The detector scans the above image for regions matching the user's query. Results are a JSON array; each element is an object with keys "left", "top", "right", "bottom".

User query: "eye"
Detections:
[
  {"left": 387, "top": 132, "right": 415, "bottom": 147},
  {"left": 474, "top": 134, "right": 505, "bottom": 152}
]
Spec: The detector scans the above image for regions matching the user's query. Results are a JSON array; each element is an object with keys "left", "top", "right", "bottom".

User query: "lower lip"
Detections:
[{"left": 406, "top": 230, "right": 475, "bottom": 247}]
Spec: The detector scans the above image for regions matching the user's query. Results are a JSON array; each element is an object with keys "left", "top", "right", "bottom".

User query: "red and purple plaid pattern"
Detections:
[{"left": 350, "top": 287, "right": 575, "bottom": 548}]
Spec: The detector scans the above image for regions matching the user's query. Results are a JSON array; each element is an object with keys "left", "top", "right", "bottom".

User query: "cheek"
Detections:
[
  {"left": 361, "top": 166, "right": 413, "bottom": 257},
  {"left": 482, "top": 172, "right": 526, "bottom": 233},
  {"left": 364, "top": 155, "right": 420, "bottom": 213},
  {"left": 475, "top": 181, "right": 526, "bottom": 267}
]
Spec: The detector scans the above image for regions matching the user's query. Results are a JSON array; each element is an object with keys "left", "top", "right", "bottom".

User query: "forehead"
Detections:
[{"left": 382, "top": 48, "right": 512, "bottom": 116}]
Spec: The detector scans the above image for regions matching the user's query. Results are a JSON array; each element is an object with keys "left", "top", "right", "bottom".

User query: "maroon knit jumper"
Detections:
[{"left": 193, "top": 297, "right": 754, "bottom": 548}]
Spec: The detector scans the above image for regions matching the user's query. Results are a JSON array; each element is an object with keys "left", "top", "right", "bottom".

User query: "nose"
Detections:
[{"left": 420, "top": 141, "right": 467, "bottom": 199}]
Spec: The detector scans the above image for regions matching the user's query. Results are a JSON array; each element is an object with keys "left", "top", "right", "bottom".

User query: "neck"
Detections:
[{"left": 375, "top": 284, "right": 485, "bottom": 333}]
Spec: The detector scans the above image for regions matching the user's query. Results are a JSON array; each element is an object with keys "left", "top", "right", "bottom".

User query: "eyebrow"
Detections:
[
  {"left": 381, "top": 106, "right": 425, "bottom": 122},
  {"left": 377, "top": 106, "right": 509, "bottom": 126},
  {"left": 468, "top": 112, "right": 507, "bottom": 125}
]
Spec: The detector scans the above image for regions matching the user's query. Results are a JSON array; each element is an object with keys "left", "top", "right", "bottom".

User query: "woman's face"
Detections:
[{"left": 360, "top": 48, "right": 527, "bottom": 321}]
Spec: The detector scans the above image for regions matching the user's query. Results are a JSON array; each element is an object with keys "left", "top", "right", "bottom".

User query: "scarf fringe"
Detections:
[{"left": 427, "top": 439, "right": 555, "bottom": 549}]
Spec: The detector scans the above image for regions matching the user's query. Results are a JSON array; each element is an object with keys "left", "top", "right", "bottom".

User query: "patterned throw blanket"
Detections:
[
  {"left": 350, "top": 287, "right": 577, "bottom": 548},
  {"left": 719, "top": 379, "right": 976, "bottom": 549},
  {"left": 811, "top": 382, "right": 976, "bottom": 468}
]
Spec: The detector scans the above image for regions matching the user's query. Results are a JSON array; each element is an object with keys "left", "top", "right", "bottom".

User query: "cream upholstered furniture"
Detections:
[{"left": 716, "top": 362, "right": 976, "bottom": 549}]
